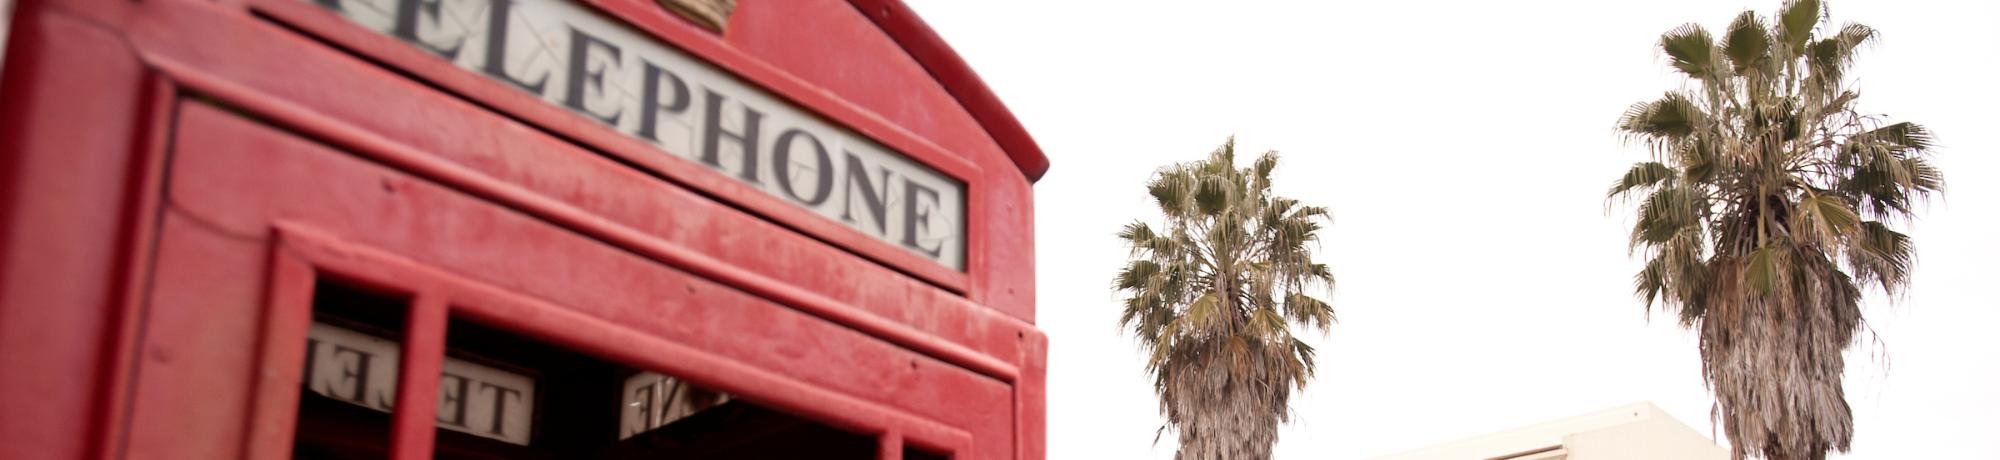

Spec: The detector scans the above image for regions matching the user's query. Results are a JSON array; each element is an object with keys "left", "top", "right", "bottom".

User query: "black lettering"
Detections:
[
  {"left": 630, "top": 383, "right": 655, "bottom": 436},
  {"left": 330, "top": 344, "right": 375, "bottom": 404},
  {"left": 480, "top": 0, "right": 549, "bottom": 94},
  {"left": 301, "top": 337, "right": 322, "bottom": 391},
  {"left": 700, "top": 89, "right": 765, "bottom": 184},
  {"left": 840, "top": 154, "right": 892, "bottom": 234},
  {"left": 901, "top": 180, "right": 945, "bottom": 258},
  {"left": 480, "top": 382, "right": 525, "bottom": 436},
  {"left": 562, "top": 28, "right": 624, "bottom": 126},
  {"left": 375, "top": 382, "right": 396, "bottom": 411},
  {"left": 314, "top": 0, "right": 342, "bottom": 13},
  {"left": 392, "top": 0, "right": 464, "bottom": 60},
  {"left": 438, "top": 372, "right": 472, "bottom": 428},
  {"left": 660, "top": 379, "right": 685, "bottom": 424},
  {"left": 772, "top": 129, "right": 834, "bottom": 205},
  {"left": 636, "top": 61, "right": 692, "bottom": 143}
]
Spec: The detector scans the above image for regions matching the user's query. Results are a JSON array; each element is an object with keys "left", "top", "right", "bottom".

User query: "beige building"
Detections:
[{"left": 1376, "top": 402, "right": 1727, "bottom": 460}]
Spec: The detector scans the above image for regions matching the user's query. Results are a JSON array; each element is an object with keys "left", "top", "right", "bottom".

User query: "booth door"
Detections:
[{"left": 118, "top": 98, "right": 983, "bottom": 459}]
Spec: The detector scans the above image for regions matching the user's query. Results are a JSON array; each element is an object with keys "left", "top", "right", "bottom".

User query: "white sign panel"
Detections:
[
  {"left": 619, "top": 371, "right": 729, "bottom": 440},
  {"left": 304, "top": 0, "right": 967, "bottom": 270},
  {"left": 303, "top": 322, "right": 537, "bottom": 445}
]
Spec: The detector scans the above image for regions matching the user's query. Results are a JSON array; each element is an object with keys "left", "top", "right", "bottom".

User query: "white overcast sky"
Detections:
[{"left": 905, "top": 1, "right": 1999, "bottom": 458}]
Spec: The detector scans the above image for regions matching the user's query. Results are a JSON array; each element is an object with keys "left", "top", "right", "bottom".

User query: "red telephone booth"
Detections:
[{"left": 0, "top": 0, "right": 1049, "bottom": 458}]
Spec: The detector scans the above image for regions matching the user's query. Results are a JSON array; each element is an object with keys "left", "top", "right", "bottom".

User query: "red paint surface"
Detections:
[
  {"left": 840, "top": 0, "right": 1052, "bottom": 183},
  {"left": 0, "top": 0, "right": 1047, "bottom": 458}
]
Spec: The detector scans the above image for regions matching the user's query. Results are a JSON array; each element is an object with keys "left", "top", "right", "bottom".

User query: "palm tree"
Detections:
[
  {"left": 1610, "top": 1, "right": 1941, "bottom": 459},
  {"left": 1113, "top": 138, "right": 1336, "bottom": 460}
]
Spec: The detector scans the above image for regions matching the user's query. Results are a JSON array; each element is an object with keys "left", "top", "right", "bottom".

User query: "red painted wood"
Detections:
[
  {"left": 880, "top": 432, "right": 905, "bottom": 460},
  {"left": 249, "top": 0, "right": 980, "bottom": 294},
  {"left": 725, "top": 0, "right": 1040, "bottom": 320},
  {"left": 273, "top": 224, "right": 979, "bottom": 456},
  {"left": 142, "top": 54, "right": 1020, "bottom": 381},
  {"left": 93, "top": 73, "right": 179, "bottom": 460},
  {"left": 242, "top": 244, "right": 320, "bottom": 460},
  {"left": 155, "top": 102, "right": 1013, "bottom": 458},
  {"left": 843, "top": 0, "right": 1051, "bottom": 183},
  {"left": 128, "top": 0, "right": 1032, "bottom": 373},
  {"left": 0, "top": 9, "right": 152, "bottom": 460},
  {"left": 1019, "top": 331, "right": 1051, "bottom": 460},
  {"left": 0, "top": 0, "right": 1047, "bottom": 458},
  {"left": 123, "top": 211, "right": 272, "bottom": 460},
  {"left": 390, "top": 295, "right": 449, "bottom": 460}
]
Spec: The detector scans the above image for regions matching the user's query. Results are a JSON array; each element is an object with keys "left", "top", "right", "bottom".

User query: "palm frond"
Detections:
[
  {"left": 1619, "top": 92, "right": 1710, "bottom": 140},
  {"left": 1776, "top": 0, "right": 1822, "bottom": 57},
  {"left": 1608, "top": 161, "right": 1678, "bottom": 199},
  {"left": 1114, "top": 137, "right": 1336, "bottom": 460},
  {"left": 1660, "top": 24, "right": 1721, "bottom": 80},
  {"left": 1722, "top": 11, "right": 1773, "bottom": 75},
  {"left": 1613, "top": 3, "right": 1939, "bottom": 458}
]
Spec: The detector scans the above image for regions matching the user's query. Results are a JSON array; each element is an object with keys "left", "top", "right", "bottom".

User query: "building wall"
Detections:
[
  {"left": 1374, "top": 402, "right": 1726, "bottom": 460},
  {"left": 1563, "top": 412, "right": 1728, "bottom": 460}
]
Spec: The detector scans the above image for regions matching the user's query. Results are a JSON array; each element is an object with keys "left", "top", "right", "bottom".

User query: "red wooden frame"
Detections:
[
  {"left": 133, "top": 98, "right": 1008, "bottom": 458},
  {"left": 845, "top": 0, "right": 1049, "bottom": 182},
  {"left": 146, "top": 57, "right": 1021, "bottom": 382},
  {"left": 249, "top": 224, "right": 975, "bottom": 460},
  {"left": 247, "top": 0, "right": 987, "bottom": 293},
  {"left": 0, "top": 0, "right": 1047, "bottom": 458}
]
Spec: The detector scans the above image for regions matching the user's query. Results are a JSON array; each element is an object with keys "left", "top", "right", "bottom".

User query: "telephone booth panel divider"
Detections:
[{"left": 0, "top": 0, "right": 1049, "bottom": 458}]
